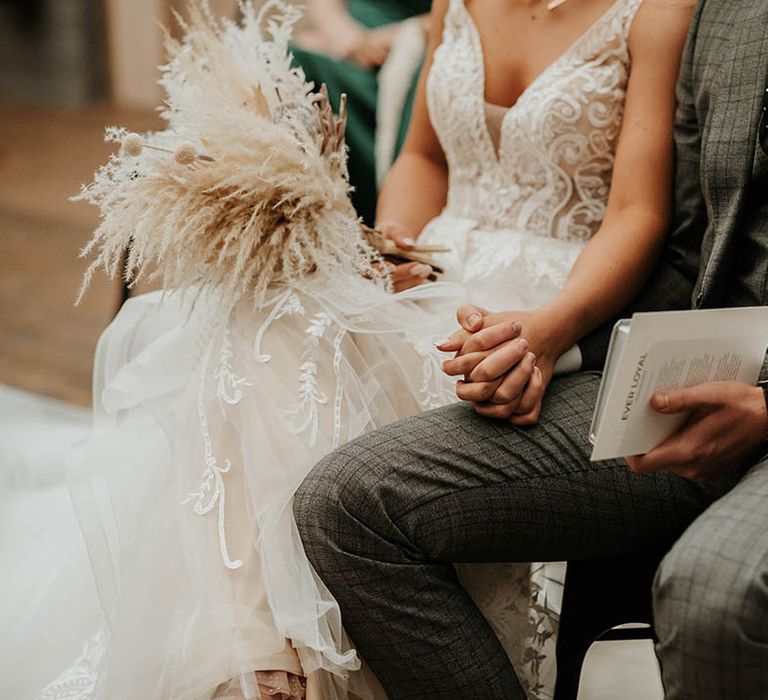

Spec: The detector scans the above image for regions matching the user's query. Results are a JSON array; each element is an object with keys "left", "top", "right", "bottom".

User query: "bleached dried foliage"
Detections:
[{"left": 75, "top": 0, "right": 386, "bottom": 309}]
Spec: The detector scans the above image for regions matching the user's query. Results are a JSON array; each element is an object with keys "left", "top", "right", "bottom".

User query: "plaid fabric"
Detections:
[
  {"left": 654, "top": 457, "right": 768, "bottom": 699},
  {"left": 295, "top": 375, "right": 723, "bottom": 698},
  {"left": 580, "top": 0, "right": 768, "bottom": 372}
]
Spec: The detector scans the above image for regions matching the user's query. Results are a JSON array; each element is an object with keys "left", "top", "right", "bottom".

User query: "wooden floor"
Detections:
[{"left": 0, "top": 104, "right": 162, "bottom": 405}]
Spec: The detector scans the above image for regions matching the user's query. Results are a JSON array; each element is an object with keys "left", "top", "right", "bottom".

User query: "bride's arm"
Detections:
[
  {"left": 535, "top": 2, "right": 695, "bottom": 359},
  {"left": 375, "top": 0, "right": 450, "bottom": 244},
  {"left": 441, "top": 1, "right": 695, "bottom": 422}
]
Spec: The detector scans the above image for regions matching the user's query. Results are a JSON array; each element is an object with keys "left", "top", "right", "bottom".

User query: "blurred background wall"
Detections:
[
  {"left": 0, "top": 0, "right": 243, "bottom": 405},
  {"left": 108, "top": 0, "right": 241, "bottom": 108},
  {"left": 0, "top": 0, "right": 107, "bottom": 105},
  {"left": 0, "top": 0, "right": 241, "bottom": 108}
]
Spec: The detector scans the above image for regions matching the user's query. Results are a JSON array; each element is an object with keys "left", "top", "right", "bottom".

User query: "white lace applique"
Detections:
[
  {"left": 407, "top": 333, "right": 456, "bottom": 410},
  {"left": 457, "top": 562, "right": 561, "bottom": 700},
  {"left": 330, "top": 328, "right": 347, "bottom": 449},
  {"left": 462, "top": 233, "right": 581, "bottom": 292},
  {"left": 253, "top": 289, "right": 305, "bottom": 362},
  {"left": 215, "top": 326, "right": 253, "bottom": 406},
  {"left": 427, "top": 0, "right": 643, "bottom": 241},
  {"left": 281, "top": 312, "right": 341, "bottom": 448},
  {"left": 36, "top": 629, "right": 107, "bottom": 700},
  {"left": 183, "top": 331, "right": 250, "bottom": 570}
]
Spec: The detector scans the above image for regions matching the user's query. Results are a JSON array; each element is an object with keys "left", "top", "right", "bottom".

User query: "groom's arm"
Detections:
[{"left": 578, "top": 0, "right": 708, "bottom": 371}]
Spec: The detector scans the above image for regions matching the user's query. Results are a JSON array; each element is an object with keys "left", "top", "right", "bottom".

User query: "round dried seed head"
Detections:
[
  {"left": 122, "top": 133, "right": 144, "bottom": 157},
  {"left": 174, "top": 143, "right": 198, "bottom": 165}
]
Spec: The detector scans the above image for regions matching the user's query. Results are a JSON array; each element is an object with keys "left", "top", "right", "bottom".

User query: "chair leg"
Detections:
[
  {"left": 553, "top": 555, "right": 659, "bottom": 700},
  {"left": 554, "top": 567, "right": 612, "bottom": 700}
]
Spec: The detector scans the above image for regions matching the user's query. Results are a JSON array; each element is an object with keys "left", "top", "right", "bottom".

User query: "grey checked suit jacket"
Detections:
[{"left": 580, "top": 0, "right": 768, "bottom": 372}]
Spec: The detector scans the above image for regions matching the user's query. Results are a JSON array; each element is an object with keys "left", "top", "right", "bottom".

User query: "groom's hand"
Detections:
[
  {"left": 436, "top": 304, "right": 501, "bottom": 352},
  {"left": 438, "top": 306, "right": 528, "bottom": 393},
  {"left": 625, "top": 381, "right": 768, "bottom": 481}
]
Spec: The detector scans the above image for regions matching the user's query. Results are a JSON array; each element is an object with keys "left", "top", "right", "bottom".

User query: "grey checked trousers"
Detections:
[{"left": 294, "top": 372, "right": 768, "bottom": 699}]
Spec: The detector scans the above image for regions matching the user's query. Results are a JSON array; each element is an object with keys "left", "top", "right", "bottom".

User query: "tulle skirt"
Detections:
[{"left": 12, "top": 275, "right": 462, "bottom": 700}]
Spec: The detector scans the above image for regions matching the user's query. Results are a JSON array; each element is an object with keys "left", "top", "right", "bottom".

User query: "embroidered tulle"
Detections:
[
  {"left": 37, "top": 633, "right": 106, "bottom": 700},
  {"left": 24, "top": 278, "right": 458, "bottom": 700}
]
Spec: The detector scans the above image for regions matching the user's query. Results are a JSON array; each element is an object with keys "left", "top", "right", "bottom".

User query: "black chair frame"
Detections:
[{"left": 554, "top": 555, "right": 660, "bottom": 700}]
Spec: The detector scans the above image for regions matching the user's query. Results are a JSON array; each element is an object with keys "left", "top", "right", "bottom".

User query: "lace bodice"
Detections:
[{"left": 427, "top": 0, "right": 644, "bottom": 241}]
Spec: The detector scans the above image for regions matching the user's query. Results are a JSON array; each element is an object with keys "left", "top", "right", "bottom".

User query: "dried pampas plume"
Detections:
[{"left": 74, "top": 0, "right": 386, "bottom": 309}]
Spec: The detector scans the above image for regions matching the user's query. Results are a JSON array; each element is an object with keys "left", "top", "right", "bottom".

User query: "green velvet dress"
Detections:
[{"left": 292, "top": 0, "right": 432, "bottom": 225}]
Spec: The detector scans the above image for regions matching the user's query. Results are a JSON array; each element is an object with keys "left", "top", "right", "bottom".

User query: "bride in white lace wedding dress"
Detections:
[{"left": 2, "top": 0, "right": 694, "bottom": 699}]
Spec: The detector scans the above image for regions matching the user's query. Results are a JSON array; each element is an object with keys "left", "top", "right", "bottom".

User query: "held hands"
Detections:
[
  {"left": 625, "top": 382, "right": 768, "bottom": 481},
  {"left": 438, "top": 305, "right": 564, "bottom": 425}
]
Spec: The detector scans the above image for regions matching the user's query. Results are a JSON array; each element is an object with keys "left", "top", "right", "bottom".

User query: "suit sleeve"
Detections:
[{"left": 578, "top": 1, "right": 708, "bottom": 371}]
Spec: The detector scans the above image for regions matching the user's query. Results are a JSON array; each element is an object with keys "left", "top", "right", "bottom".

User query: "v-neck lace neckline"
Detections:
[{"left": 458, "top": 0, "right": 626, "bottom": 162}]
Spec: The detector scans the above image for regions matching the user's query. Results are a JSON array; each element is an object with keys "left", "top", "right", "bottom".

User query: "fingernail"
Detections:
[
  {"left": 402, "top": 237, "right": 415, "bottom": 246},
  {"left": 384, "top": 261, "right": 396, "bottom": 272},
  {"left": 517, "top": 338, "right": 529, "bottom": 351},
  {"left": 656, "top": 393, "right": 669, "bottom": 411},
  {"left": 527, "top": 352, "right": 536, "bottom": 365},
  {"left": 412, "top": 264, "right": 432, "bottom": 278},
  {"left": 468, "top": 313, "right": 482, "bottom": 327},
  {"left": 435, "top": 338, "right": 451, "bottom": 347}
]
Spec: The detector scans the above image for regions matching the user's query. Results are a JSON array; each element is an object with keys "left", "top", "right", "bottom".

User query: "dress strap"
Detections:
[
  {"left": 446, "top": 0, "right": 466, "bottom": 19},
  {"left": 442, "top": 0, "right": 471, "bottom": 42},
  {"left": 620, "top": 0, "right": 646, "bottom": 36}
]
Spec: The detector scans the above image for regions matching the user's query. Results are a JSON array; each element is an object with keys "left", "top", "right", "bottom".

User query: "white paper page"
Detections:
[
  {"left": 590, "top": 320, "right": 630, "bottom": 445},
  {"left": 590, "top": 307, "right": 768, "bottom": 461}
]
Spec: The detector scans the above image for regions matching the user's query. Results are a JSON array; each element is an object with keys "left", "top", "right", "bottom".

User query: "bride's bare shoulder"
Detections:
[
  {"left": 422, "top": 0, "right": 451, "bottom": 63},
  {"left": 628, "top": 0, "right": 695, "bottom": 62},
  {"left": 641, "top": 0, "right": 697, "bottom": 9},
  {"left": 632, "top": 0, "right": 697, "bottom": 28}
]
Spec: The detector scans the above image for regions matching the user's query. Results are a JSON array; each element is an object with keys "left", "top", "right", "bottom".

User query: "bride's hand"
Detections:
[
  {"left": 377, "top": 220, "right": 417, "bottom": 250},
  {"left": 438, "top": 305, "right": 563, "bottom": 424},
  {"left": 386, "top": 260, "right": 433, "bottom": 292},
  {"left": 376, "top": 221, "right": 433, "bottom": 292}
]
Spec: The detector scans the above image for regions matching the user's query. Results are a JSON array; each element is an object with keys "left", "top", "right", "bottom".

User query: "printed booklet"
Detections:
[{"left": 590, "top": 307, "right": 768, "bottom": 461}]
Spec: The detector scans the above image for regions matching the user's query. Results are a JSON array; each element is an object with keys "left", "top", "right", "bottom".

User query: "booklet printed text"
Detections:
[{"left": 590, "top": 308, "right": 768, "bottom": 461}]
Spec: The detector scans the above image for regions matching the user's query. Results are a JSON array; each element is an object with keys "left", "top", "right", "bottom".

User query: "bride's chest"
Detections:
[
  {"left": 464, "top": 0, "right": 619, "bottom": 108},
  {"left": 426, "top": 3, "right": 633, "bottom": 168},
  {"left": 425, "top": 0, "right": 638, "bottom": 237}
]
